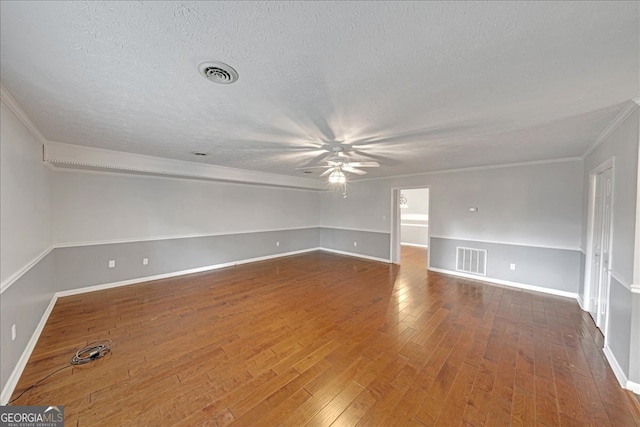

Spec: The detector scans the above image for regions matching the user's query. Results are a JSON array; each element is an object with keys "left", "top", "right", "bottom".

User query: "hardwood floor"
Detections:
[{"left": 10, "top": 246, "right": 640, "bottom": 426}]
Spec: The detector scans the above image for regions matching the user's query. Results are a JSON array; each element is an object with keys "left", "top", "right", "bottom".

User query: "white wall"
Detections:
[
  {"left": 321, "top": 159, "right": 584, "bottom": 250},
  {"left": 401, "top": 188, "right": 430, "bottom": 217},
  {"left": 0, "top": 101, "right": 51, "bottom": 285},
  {"left": 401, "top": 187, "right": 429, "bottom": 246},
  {"left": 582, "top": 107, "right": 639, "bottom": 385},
  {"left": 52, "top": 171, "right": 321, "bottom": 245},
  {"left": 583, "top": 109, "right": 639, "bottom": 285}
]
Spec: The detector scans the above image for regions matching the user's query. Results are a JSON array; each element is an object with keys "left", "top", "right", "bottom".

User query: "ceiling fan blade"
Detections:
[
  {"left": 295, "top": 165, "right": 331, "bottom": 170},
  {"left": 343, "top": 166, "right": 367, "bottom": 175},
  {"left": 300, "top": 151, "right": 333, "bottom": 167},
  {"left": 351, "top": 150, "right": 398, "bottom": 165},
  {"left": 346, "top": 161, "right": 379, "bottom": 168},
  {"left": 320, "top": 168, "right": 335, "bottom": 177}
]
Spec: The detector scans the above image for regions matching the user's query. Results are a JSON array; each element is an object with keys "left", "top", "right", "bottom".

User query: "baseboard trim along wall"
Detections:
[
  {"left": 627, "top": 380, "right": 640, "bottom": 395},
  {"left": 0, "top": 296, "right": 57, "bottom": 405},
  {"left": 318, "top": 227, "right": 391, "bottom": 261},
  {"left": 603, "top": 345, "right": 640, "bottom": 394},
  {"left": 429, "top": 237, "right": 581, "bottom": 295},
  {"left": 56, "top": 247, "right": 321, "bottom": 297},
  {"left": 428, "top": 267, "right": 579, "bottom": 300},
  {"left": 319, "top": 247, "right": 391, "bottom": 264},
  {"left": 400, "top": 242, "right": 429, "bottom": 249}
]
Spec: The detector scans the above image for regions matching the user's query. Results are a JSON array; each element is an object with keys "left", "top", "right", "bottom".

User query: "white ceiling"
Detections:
[{"left": 1, "top": 1, "right": 638, "bottom": 181}]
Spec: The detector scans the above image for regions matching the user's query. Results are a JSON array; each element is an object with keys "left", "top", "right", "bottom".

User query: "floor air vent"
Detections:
[{"left": 456, "top": 247, "right": 487, "bottom": 276}]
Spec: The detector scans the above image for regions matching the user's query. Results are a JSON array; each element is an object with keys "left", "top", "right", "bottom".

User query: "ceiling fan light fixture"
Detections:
[
  {"left": 328, "top": 169, "right": 346, "bottom": 184},
  {"left": 400, "top": 193, "right": 408, "bottom": 208}
]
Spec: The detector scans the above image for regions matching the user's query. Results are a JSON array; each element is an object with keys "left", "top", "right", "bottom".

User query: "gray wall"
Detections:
[
  {"left": 52, "top": 170, "right": 321, "bottom": 246},
  {"left": 321, "top": 160, "right": 584, "bottom": 251},
  {"left": 0, "top": 254, "right": 56, "bottom": 395},
  {"left": 609, "top": 277, "right": 632, "bottom": 376},
  {"left": 400, "top": 224, "right": 429, "bottom": 247},
  {"left": 583, "top": 109, "right": 639, "bottom": 285},
  {"left": 0, "top": 101, "right": 52, "bottom": 284},
  {"left": 319, "top": 228, "right": 390, "bottom": 260},
  {"left": 55, "top": 228, "right": 320, "bottom": 291},
  {"left": 320, "top": 160, "right": 584, "bottom": 290},
  {"left": 430, "top": 237, "right": 581, "bottom": 293},
  {"left": 582, "top": 107, "right": 639, "bottom": 384},
  {"left": 579, "top": 252, "right": 586, "bottom": 303},
  {"left": 631, "top": 294, "right": 640, "bottom": 383},
  {"left": 0, "top": 101, "right": 54, "bottom": 395}
]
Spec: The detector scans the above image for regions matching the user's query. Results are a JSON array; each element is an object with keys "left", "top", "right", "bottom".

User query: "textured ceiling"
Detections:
[{"left": 1, "top": 1, "right": 638, "bottom": 180}]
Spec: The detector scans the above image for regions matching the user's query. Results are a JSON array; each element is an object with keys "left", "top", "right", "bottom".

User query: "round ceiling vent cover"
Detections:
[{"left": 198, "top": 61, "right": 238, "bottom": 84}]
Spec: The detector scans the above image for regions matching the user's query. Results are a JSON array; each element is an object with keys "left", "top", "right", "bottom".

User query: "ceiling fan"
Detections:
[{"left": 295, "top": 146, "right": 380, "bottom": 183}]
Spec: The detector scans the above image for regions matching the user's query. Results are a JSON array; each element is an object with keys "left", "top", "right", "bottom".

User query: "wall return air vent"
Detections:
[{"left": 456, "top": 247, "right": 487, "bottom": 276}]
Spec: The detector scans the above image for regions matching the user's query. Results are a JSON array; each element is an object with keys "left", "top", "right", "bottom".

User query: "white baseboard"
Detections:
[
  {"left": 627, "top": 380, "right": 640, "bottom": 395},
  {"left": 0, "top": 295, "right": 58, "bottom": 405},
  {"left": 400, "top": 243, "right": 429, "bottom": 248},
  {"left": 576, "top": 294, "right": 586, "bottom": 310},
  {"left": 603, "top": 345, "right": 629, "bottom": 390},
  {"left": 427, "top": 267, "right": 579, "bottom": 300},
  {"left": 318, "top": 247, "right": 391, "bottom": 264},
  {"left": 56, "top": 248, "right": 320, "bottom": 297}
]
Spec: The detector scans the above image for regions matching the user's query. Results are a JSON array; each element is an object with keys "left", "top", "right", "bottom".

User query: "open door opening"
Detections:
[{"left": 391, "top": 187, "right": 430, "bottom": 266}]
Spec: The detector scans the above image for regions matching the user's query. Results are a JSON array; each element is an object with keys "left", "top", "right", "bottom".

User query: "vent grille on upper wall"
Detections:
[{"left": 456, "top": 247, "right": 487, "bottom": 276}]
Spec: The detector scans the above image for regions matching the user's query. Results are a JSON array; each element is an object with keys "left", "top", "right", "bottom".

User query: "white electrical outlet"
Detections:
[
  {"left": 276, "top": 241, "right": 280, "bottom": 247},
  {"left": 353, "top": 241, "right": 357, "bottom": 247},
  {"left": 510, "top": 263, "right": 516, "bottom": 271},
  {"left": 11, "top": 324, "right": 16, "bottom": 341},
  {"left": 108, "top": 260, "right": 116, "bottom": 268},
  {"left": 143, "top": 258, "right": 149, "bottom": 265}
]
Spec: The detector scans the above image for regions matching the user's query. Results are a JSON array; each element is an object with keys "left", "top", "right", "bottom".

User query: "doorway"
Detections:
[
  {"left": 585, "top": 160, "right": 614, "bottom": 343},
  {"left": 390, "top": 187, "right": 430, "bottom": 265}
]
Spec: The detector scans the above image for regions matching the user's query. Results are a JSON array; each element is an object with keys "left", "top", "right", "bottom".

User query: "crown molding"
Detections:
[
  {"left": 355, "top": 156, "right": 582, "bottom": 183},
  {"left": 0, "top": 84, "right": 48, "bottom": 145},
  {"left": 582, "top": 100, "right": 639, "bottom": 159},
  {"left": 44, "top": 141, "right": 326, "bottom": 190},
  {"left": 1, "top": 83, "right": 325, "bottom": 190}
]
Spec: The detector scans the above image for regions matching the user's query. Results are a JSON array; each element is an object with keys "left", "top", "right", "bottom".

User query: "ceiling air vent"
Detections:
[{"left": 198, "top": 61, "right": 238, "bottom": 84}]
